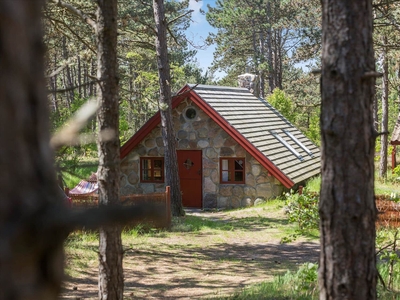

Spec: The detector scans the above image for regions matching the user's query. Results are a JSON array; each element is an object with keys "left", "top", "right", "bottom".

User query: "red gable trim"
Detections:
[
  {"left": 120, "top": 85, "right": 190, "bottom": 158},
  {"left": 120, "top": 85, "right": 294, "bottom": 188}
]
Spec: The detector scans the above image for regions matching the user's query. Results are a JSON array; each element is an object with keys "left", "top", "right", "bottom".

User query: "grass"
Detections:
[
  {"left": 304, "top": 174, "right": 400, "bottom": 196},
  {"left": 209, "top": 263, "right": 318, "bottom": 300},
  {"left": 375, "top": 175, "right": 400, "bottom": 196},
  {"left": 64, "top": 231, "right": 99, "bottom": 277},
  {"left": 63, "top": 200, "right": 315, "bottom": 298},
  {"left": 62, "top": 168, "right": 400, "bottom": 298},
  {"left": 61, "top": 158, "right": 98, "bottom": 188}
]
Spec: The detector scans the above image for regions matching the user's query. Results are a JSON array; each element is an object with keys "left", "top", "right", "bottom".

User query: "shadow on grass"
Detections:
[
  {"left": 61, "top": 205, "right": 320, "bottom": 299},
  {"left": 168, "top": 214, "right": 318, "bottom": 240},
  {"left": 120, "top": 241, "right": 319, "bottom": 299},
  {"left": 172, "top": 215, "right": 289, "bottom": 232},
  {"left": 62, "top": 239, "right": 319, "bottom": 299}
]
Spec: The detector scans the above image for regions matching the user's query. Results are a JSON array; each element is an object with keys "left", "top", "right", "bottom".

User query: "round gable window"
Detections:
[{"left": 185, "top": 107, "right": 197, "bottom": 120}]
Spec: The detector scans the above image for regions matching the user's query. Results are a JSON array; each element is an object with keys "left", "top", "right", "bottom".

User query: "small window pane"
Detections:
[
  {"left": 185, "top": 108, "right": 197, "bottom": 119},
  {"left": 222, "top": 159, "right": 229, "bottom": 170},
  {"left": 143, "top": 159, "right": 151, "bottom": 170},
  {"left": 154, "top": 159, "right": 163, "bottom": 168},
  {"left": 222, "top": 171, "right": 230, "bottom": 182},
  {"left": 142, "top": 169, "right": 150, "bottom": 180},
  {"left": 154, "top": 170, "right": 163, "bottom": 181},
  {"left": 235, "top": 160, "right": 244, "bottom": 170},
  {"left": 234, "top": 171, "right": 243, "bottom": 181}
]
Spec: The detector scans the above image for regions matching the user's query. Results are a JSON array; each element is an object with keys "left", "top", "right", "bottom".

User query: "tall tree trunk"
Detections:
[
  {"left": 51, "top": 52, "right": 58, "bottom": 113},
  {"left": 319, "top": 0, "right": 377, "bottom": 299},
  {"left": 95, "top": 0, "right": 124, "bottom": 299},
  {"left": 0, "top": 0, "right": 66, "bottom": 298},
  {"left": 276, "top": 29, "right": 283, "bottom": 90},
  {"left": 62, "top": 36, "right": 74, "bottom": 104},
  {"left": 153, "top": 0, "right": 184, "bottom": 217},
  {"left": 379, "top": 36, "right": 389, "bottom": 179},
  {"left": 90, "top": 58, "right": 96, "bottom": 96},
  {"left": 78, "top": 54, "right": 82, "bottom": 98},
  {"left": 373, "top": 93, "right": 379, "bottom": 132},
  {"left": 266, "top": 1, "right": 274, "bottom": 94},
  {"left": 84, "top": 61, "right": 88, "bottom": 98},
  {"left": 258, "top": 30, "right": 266, "bottom": 98}
]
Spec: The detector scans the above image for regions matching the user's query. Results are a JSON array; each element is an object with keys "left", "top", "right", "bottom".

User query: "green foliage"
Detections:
[
  {"left": 304, "top": 111, "right": 321, "bottom": 146},
  {"left": 376, "top": 229, "right": 400, "bottom": 292},
  {"left": 267, "top": 88, "right": 296, "bottom": 124},
  {"left": 284, "top": 189, "right": 319, "bottom": 232},
  {"left": 393, "top": 163, "right": 400, "bottom": 178},
  {"left": 216, "top": 263, "right": 318, "bottom": 300},
  {"left": 286, "top": 262, "right": 318, "bottom": 294},
  {"left": 283, "top": 68, "right": 321, "bottom": 145},
  {"left": 60, "top": 158, "right": 98, "bottom": 188},
  {"left": 305, "top": 176, "right": 321, "bottom": 193}
]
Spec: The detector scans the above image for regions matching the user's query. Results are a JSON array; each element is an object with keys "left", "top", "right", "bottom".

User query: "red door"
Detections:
[{"left": 177, "top": 150, "right": 202, "bottom": 208}]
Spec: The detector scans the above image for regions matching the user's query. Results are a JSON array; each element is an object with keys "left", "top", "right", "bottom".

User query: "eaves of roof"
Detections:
[{"left": 120, "top": 84, "right": 295, "bottom": 188}]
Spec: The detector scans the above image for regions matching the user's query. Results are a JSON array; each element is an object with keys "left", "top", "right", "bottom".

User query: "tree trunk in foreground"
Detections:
[
  {"left": 95, "top": 0, "right": 124, "bottom": 299},
  {"left": 0, "top": 0, "right": 65, "bottom": 298},
  {"left": 153, "top": 0, "right": 184, "bottom": 217},
  {"left": 319, "top": 0, "right": 377, "bottom": 299}
]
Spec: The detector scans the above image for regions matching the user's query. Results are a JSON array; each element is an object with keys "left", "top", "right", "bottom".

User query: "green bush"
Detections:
[
  {"left": 285, "top": 189, "right": 319, "bottom": 232},
  {"left": 376, "top": 228, "right": 400, "bottom": 293}
]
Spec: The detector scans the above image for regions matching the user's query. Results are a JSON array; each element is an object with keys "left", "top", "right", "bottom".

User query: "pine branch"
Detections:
[
  {"left": 49, "top": 0, "right": 97, "bottom": 30},
  {"left": 47, "top": 17, "right": 96, "bottom": 53},
  {"left": 167, "top": 10, "right": 193, "bottom": 26},
  {"left": 47, "top": 80, "right": 98, "bottom": 94}
]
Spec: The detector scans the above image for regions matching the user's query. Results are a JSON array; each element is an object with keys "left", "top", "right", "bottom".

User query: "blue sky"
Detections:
[{"left": 186, "top": 0, "right": 218, "bottom": 75}]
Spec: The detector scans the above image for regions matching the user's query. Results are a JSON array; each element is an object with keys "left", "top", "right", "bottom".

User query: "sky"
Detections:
[{"left": 185, "top": 0, "right": 219, "bottom": 76}]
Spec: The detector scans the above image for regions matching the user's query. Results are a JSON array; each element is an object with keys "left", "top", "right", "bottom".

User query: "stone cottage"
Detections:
[{"left": 120, "top": 84, "right": 320, "bottom": 209}]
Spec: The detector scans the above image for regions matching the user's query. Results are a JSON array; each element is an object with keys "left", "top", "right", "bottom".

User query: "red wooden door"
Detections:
[{"left": 177, "top": 150, "right": 202, "bottom": 208}]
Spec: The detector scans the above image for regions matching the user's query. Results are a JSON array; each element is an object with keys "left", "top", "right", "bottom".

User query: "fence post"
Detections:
[
  {"left": 166, "top": 186, "right": 171, "bottom": 227},
  {"left": 298, "top": 185, "right": 303, "bottom": 195}
]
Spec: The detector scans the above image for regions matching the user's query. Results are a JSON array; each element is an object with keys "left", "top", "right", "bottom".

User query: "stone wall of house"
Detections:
[{"left": 120, "top": 98, "right": 284, "bottom": 209}]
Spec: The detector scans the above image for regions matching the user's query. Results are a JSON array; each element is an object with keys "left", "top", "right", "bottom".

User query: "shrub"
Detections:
[{"left": 284, "top": 189, "right": 319, "bottom": 232}]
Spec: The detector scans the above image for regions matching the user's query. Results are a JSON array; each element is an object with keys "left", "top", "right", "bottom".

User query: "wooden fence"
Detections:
[
  {"left": 376, "top": 197, "right": 400, "bottom": 228},
  {"left": 69, "top": 186, "right": 171, "bottom": 228}
]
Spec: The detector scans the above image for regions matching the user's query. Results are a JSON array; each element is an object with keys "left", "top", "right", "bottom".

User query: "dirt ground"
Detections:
[{"left": 60, "top": 206, "right": 319, "bottom": 300}]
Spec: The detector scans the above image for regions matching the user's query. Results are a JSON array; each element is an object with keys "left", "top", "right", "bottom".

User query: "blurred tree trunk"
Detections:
[
  {"left": 0, "top": 0, "right": 66, "bottom": 298},
  {"left": 319, "top": 0, "right": 377, "bottom": 299},
  {"left": 95, "top": 0, "right": 124, "bottom": 299},
  {"left": 153, "top": 0, "right": 184, "bottom": 217}
]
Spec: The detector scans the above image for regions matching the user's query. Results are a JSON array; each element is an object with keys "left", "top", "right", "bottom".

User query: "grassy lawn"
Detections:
[
  {"left": 61, "top": 158, "right": 98, "bottom": 188},
  {"left": 62, "top": 200, "right": 320, "bottom": 299},
  {"left": 61, "top": 170, "right": 400, "bottom": 299}
]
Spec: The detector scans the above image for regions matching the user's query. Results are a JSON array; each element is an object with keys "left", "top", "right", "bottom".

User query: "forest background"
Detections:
[{"left": 46, "top": 0, "right": 399, "bottom": 181}]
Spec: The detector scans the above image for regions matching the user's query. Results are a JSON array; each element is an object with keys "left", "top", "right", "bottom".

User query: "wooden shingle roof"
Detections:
[
  {"left": 188, "top": 84, "right": 320, "bottom": 185},
  {"left": 121, "top": 84, "right": 321, "bottom": 188}
]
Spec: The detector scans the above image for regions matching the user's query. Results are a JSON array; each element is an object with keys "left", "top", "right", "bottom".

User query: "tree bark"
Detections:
[
  {"left": 0, "top": 0, "right": 66, "bottom": 298},
  {"left": 379, "top": 35, "right": 389, "bottom": 179},
  {"left": 153, "top": 0, "right": 184, "bottom": 217},
  {"left": 62, "top": 36, "right": 75, "bottom": 104},
  {"left": 266, "top": 1, "right": 274, "bottom": 94},
  {"left": 319, "top": 0, "right": 377, "bottom": 299},
  {"left": 95, "top": 0, "right": 124, "bottom": 299}
]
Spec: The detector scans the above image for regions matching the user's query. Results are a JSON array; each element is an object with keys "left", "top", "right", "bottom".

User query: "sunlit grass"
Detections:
[
  {"left": 61, "top": 158, "right": 98, "bottom": 188},
  {"left": 210, "top": 263, "right": 318, "bottom": 300},
  {"left": 304, "top": 174, "right": 400, "bottom": 196}
]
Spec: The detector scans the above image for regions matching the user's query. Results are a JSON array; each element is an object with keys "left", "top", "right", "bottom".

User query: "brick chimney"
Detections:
[{"left": 237, "top": 68, "right": 259, "bottom": 97}]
